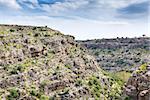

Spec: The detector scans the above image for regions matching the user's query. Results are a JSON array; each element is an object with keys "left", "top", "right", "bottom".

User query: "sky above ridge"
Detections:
[{"left": 0, "top": 0, "right": 149, "bottom": 40}]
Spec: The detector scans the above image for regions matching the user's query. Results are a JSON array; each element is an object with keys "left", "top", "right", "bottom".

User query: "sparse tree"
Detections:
[{"left": 142, "top": 34, "right": 146, "bottom": 37}]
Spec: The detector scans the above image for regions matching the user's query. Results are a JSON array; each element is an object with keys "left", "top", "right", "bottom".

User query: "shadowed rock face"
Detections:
[
  {"left": 0, "top": 25, "right": 123, "bottom": 99},
  {"left": 124, "top": 64, "right": 150, "bottom": 100}
]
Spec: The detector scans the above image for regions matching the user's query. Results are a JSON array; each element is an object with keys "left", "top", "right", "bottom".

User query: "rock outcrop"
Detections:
[
  {"left": 123, "top": 64, "right": 150, "bottom": 100},
  {"left": 0, "top": 25, "right": 123, "bottom": 99}
]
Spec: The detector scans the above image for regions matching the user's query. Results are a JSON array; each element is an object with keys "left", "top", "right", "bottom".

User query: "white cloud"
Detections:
[
  {"left": 0, "top": 15, "right": 149, "bottom": 40},
  {"left": 11, "top": 0, "right": 148, "bottom": 20},
  {"left": 17, "top": 0, "right": 38, "bottom": 9},
  {"left": 0, "top": 0, "right": 21, "bottom": 9},
  {"left": 98, "top": 0, "right": 148, "bottom": 8},
  {"left": 0, "top": 0, "right": 148, "bottom": 40},
  {"left": 32, "top": 0, "right": 148, "bottom": 20},
  {"left": 40, "top": 0, "right": 89, "bottom": 15},
  {"left": 39, "top": 0, "right": 148, "bottom": 11}
]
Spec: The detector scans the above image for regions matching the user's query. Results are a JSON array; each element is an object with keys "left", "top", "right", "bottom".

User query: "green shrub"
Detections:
[
  {"left": 40, "top": 28, "right": 46, "bottom": 31},
  {"left": 65, "top": 64, "right": 71, "bottom": 69},
  {"left": 75, "top": 79, "right": 83, "bottom": 87},
  {"left": 135, "top": 63, "right": 148, "bottom": 74},
  {"left": 94, "top": 51, "right": 99, "bottom": 56},
  {"left": 139, "top": 64, "right": 147, "bottom": 71},
  {"left": 40, "top": 95, "right": 49, "bottom": 100},
  {"left": 7, "top": 88, "right": 19, "bottom": 100},
  {"left": 9, "top": 29, "right": 15, "bottom": 32},
  {"left": 27, "top": 32, "right": 32, "bottom": 36},
  {"left": 30, "top": 89, "right": 38, "bottom": 96},
  {"left": 9, "top": 65, "right": 25, "bottom": 75},
  {"left": 32, "top": 27, "right": 37, "bottom": 30}
]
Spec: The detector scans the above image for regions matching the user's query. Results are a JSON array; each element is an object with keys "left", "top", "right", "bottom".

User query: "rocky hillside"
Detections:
[
  {"left": 123, "top": 63, "right": 150, "bottom": 100},
  {"left": 0, "top": 25, "right": 123, "bottom": 100},
  {"left": 78, "top": 38, "right": 150, "bottom": 72}
]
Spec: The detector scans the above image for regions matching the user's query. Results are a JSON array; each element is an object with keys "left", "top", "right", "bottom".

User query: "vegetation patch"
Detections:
[
  {"left": 9, "top": 29, "right": 15, "bottom": 32},
  {"left": 7, "top": 88, "right": 20, "bottom": 100},
  {"left": 135, "top": 63, "right": 149, "bottom": 74},
  {"left": 87, "top": 75, "right": 102, "bottom": 98},
  {"left": 111, "top": 71, "right": 131, "bottom": 83}
]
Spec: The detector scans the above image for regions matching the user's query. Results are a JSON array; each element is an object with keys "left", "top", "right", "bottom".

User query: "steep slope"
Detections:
[
  {"left": 0, "top": 25, "right": 122, "bottom": 100},
  {"left": 78, "top": 38, "right": 150, "bottom": 72},
  {"left": 123, "top": 63, "right": 150, "bottom": 100}
]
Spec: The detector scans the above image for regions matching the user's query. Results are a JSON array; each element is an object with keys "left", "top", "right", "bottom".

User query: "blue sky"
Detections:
[{"left": 0, "top": 0, "right": 149, "bottom": 40}]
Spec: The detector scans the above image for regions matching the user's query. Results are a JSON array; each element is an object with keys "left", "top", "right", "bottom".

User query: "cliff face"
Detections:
[
  {"left": 0, "top": 25, "right": 122, "bottom": 99},
  {"left": 78, "top": 38, "right": 150, "bottom": 72},
  {"left": 123, "top": 64, "right": 150, "bottom": 100}
]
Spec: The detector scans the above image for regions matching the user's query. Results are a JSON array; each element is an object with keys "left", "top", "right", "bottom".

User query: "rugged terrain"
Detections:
[
  {"left": 78, "top": 37, "right": 150, "bottom": 72},
  {"left": 124, "top": 63, "right": 150, "bottom": 100},
  {"left": 0, "top": 25, "right": 123, "bottom": 100}
]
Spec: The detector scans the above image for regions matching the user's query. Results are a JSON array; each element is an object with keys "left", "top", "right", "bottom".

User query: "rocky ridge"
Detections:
[
  {"left": 78, "top": 38, "right": 150, "bottom": 72},
  {"left": 0, "top": 25, "right": 123, "bottom": 100}
]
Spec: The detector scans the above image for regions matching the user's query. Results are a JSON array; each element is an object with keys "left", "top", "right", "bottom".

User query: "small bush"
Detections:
[
  {"left": 65, "top": 64, "right": 71, "bottom": 69},
  {"left": 135, "top": 63, "right": 148, "bottom": 74},
  {"left": 40, "top": 95, "right": 49, "bottom": 100},
  {"left": 30, "top": 89, "right": 38, "bottom": 96},
  {"left": 94, "top": 51, "right": 99, "bottom": 56},
  {"left": 40, "top": 28, "right": 46, "bottom": 31},
  {"left": 7, "top": 88, "right": 19, "bottom": 99},
  {"left": 9, "top": 65, "right": 25, "bottom": 75},
  {"left": 32, "top": 27, "right": 37, "bottom": 30},
  {"left": 10, "top": 29, "right": 15, "bottom": 32},
  {"left": 75, "top": 79, "right": 83, "bottom": 87},
  {"left": 139, "top": 64, "right": 147, "bottom": 71}
]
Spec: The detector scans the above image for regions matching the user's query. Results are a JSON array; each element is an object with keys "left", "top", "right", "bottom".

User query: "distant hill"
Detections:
[
  {"left": 78, "top": 37, "right": 150, "bottom": 72},
  {"left": 0, "top": 25, "right": 123, "bottom": 99}
]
